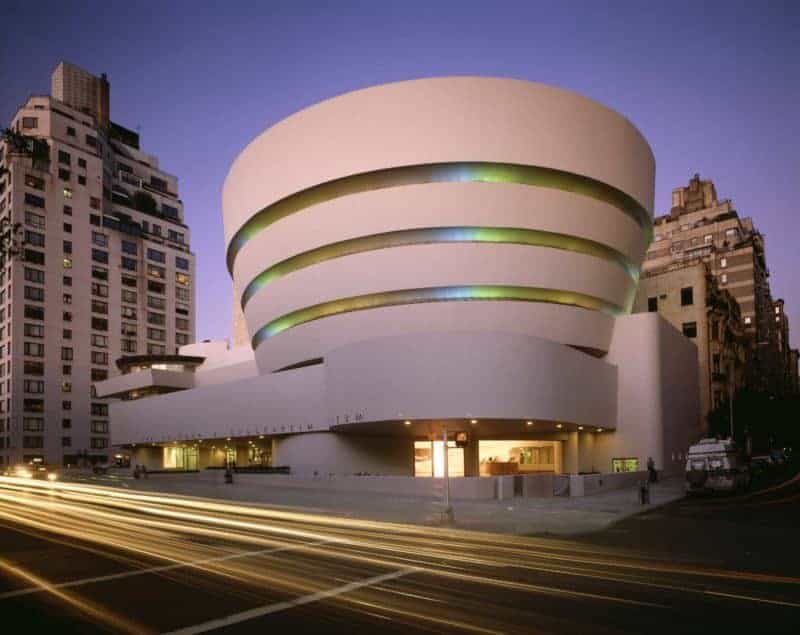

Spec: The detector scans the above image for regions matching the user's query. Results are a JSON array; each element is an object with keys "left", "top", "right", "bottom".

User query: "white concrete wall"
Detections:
[
  {"left": 110, "top": 365, "right": 326, "bottom": 445},
  {"left": 325, "top": 331, "right": 618, "bottom": 430},
  {"left": 272, "top": 432, "right": 413, "bottom": 477},
  {"left": 594, "top": 313, "right": 698, "bottom": 476}
]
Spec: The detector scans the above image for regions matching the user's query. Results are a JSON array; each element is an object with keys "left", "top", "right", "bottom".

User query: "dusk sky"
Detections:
[{"left": 2, "top": 1, "right": 798, "bottom": 341}]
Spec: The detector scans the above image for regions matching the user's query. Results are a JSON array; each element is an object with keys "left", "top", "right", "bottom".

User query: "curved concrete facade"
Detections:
[{"left": 223, "top": 77, "right": 654, "bottom": 374}]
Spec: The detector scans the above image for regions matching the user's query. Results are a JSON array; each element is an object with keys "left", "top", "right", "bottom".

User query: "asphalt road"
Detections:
[{"left": 0, "top": 475, "right": 798, "bottom": 634}]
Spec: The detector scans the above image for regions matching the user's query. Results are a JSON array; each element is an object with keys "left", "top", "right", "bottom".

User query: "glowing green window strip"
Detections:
[
  {"left": 251, "top": 285, "right": 623, "bottom": 350},
  {"left": 241, "top": 226, "right": 639, "bottom": 309},
  {"left": 227, "top": 162, "right": 652, "bottom": 273}
]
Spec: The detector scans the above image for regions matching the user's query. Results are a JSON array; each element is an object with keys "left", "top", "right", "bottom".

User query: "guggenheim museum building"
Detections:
[{"left": 96, "top": 77, "right": 699, "bottom": 482}]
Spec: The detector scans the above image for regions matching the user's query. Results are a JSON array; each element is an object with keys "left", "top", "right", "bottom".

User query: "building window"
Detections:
[
  {"left": 66, "top": 126, "right": 76, "bottom": 137},
  {"left": 176, "top": 317, "right": 190, "bottom": 331},
  {"left": 148, "top": 344, "right": 166, "bottom": 355},
  {"left": 23, "top": 436, "right": 44, "bottom": 449},
  {"left": 24, "top": 230, "right": 45, "bottom": 247},
  {"left": 680, "top": 287, "right": 693, "bottom": 306},
  {"left": 147, "top": 296, "right": 165, "bottom": 310},
  {"left": 23, "top": 323, "right": 44, "bottom": 338},
  {"left": 61, "top": 381, "right": 72, "bottom": 393},
  {"left": 62, "top": 419, "right": 71, "bottom": 429},
  {"left": 720, "top": 273, "right": 727, "bottom": 284},
  {"left": 63, "top": 293, "right": 72, "bottom": 305},
  {"left": 24, "top": 267, "right": 45, "bottom": 283},
  {"left": 62, "top": 401, "right": 72, "bottom": 411},
  {"left": 175, "top": 272, "right": 190, "bottom": 286},
  {"left": 92, "top": 266, "right": 108, "bottom": 281},
  {"left": 122, "top": 339, "right": 137, "bottom": 353},
  {"left": 63, "top": 205, "right": 72, "bottom": 216},
  {"left": 63, "top": 328, "right": 72, "bottom": 340},
  {"left": 175, "top": 256, "right": 190, "bottom": 271},
  {"left": 92, "top": 249, "right": 108, "bottom": 264},
  {"left": 91, "top": 317, "right": 108, "bottom": 331},
  {"left": 23, "top": 399, "right": 44, "bottom": 412},
  {"left": 22, "top": 417, "right": 44, "bottom": 432},
  {"left": 91, "top": 334, "right": 108, "bottom": 348},
  {"left": 63, "top": 311, "right": 73, "bottom": 322},
  {"left": 121, "top": 257, "right": 138, "bottom": 272},
  {"left": 24, "top": 361, "right": 45, "bottom": 376},
  {"left": 682, "top": 322, "right": 697, "bottom": 338},
  {"left": 62, "top": 364, "right": 71, "bottom": 375},
  {"left": 78, "top": 157, "right": 86, "bottom": 168},
  {"left": 24, "top": 193, "right": 45, "bottom": 208},
  {"left": 744, "top": 316, "right": 752, "bottom": 325},
  {"left": 24, "top": 286, "right": 44, "bottom": 301},
  {"left": 58, "top": 149, "right": 71, "bottom": 164},
  {"left": 63, "top": 187, "right": 73, "bottom": 199},
  {"left": 90, "top": 214, "right": 101, "bottom": 226},
  {"left": 25, "top": 249, "right": 45, "bottom": 265},
  {"left": 720, "top": 257, "right": 727, "bottom": 268},
  {"left": 63, "top": 257, "right": 73, "bottom": 269},
  {"left": 91, "top": 421, "right": 109, "bottom": 434},
  {"left": 121, "top": 307, "right": 137, "bottom": 320},
  {"left": 611, "top": 459, "right": 639, "bottom": 472},
  {"left": 712, "top": 353, "right": 721, "bottom": 374},
  {"left": 90, "top": 197, "right": 100, "bottom": 209},
  {"left": 91, "top": 368, "right": 108, "bottom": 382},
  {"left": 148, "top": 280, "right": 165, "bottom": 294},
  {"left": 91, "top": 351, "right": 108, "bottom": 365},
  {"left": 91, "top": 282, "right": 109, "bottom": 297},
  {"left": 91, "top": 403, "right": 109, "bottom": 417},
  {"left": 64, "top": 222, "right": 72, "bottom": 233},
  {"left": 91, "top": 438, "right": 109, "bottom": 449},
  {"left": 63, "top": 240, "right": 72, "bottom": 254},
  {"left": 92, "top": 231, "right": 108, "bottom": 247},
  {"left": 147, "top": 328, "right": 165, "bottom": 341},
  {"left": 61, "top": 347, "right": 74, "bottom": 361},
  {"left": 122, "top": 240, "right": 138, "bottom": 255},
  {"left": 62, "top": 437, "right": 72, "bottom": 447},
  {"left": 91, "top": 300, "right": 108, "bottom": 314},
  {"left": 24, "top": 342, "right": 45, "bottom": 357},
  {"left": 22, "top": 117, "right": 38, "bottom": 129},
  {"left": 24, "top": 174, "right": 45, "bottom": 190},
  {"left": 58, "top": 168, "right": 71, "bottom": 181},
  {"left": 23, "top": 380, "right": 45, "bottom": 394},
  {"left": 147, "top": 248, "right": 165, "bottom": 263},
  {"left": 147, "top": 312, "right": 165, "bottom": 326},
  {"left": 711, "top": 321, "right": 719, "bottom": 341},
  {"left": 122, "top": 289, "right": 137, "bottom": 303},
  {"left": 148, "top": 264, "right": 165, "bottom": 279},
  {"left": 24, "top": 211, "right": 46, "bottom": 228}
]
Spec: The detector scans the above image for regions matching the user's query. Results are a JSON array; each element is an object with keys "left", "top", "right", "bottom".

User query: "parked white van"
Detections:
[{"left": 685, "top": 438, "right": 750, "bottom": 494}]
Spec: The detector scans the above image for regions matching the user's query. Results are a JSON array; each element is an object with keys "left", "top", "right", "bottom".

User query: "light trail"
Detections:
[{"left": 0, "top": 475, "right": 798, "bottom": 633}]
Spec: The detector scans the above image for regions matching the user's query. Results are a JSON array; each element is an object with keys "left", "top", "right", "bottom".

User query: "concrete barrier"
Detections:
[{"left": 570, "top": 470, "right": 648, "bottom": 496}]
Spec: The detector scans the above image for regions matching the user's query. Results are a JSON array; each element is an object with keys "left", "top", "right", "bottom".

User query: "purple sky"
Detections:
[{"left": 2, "top": 1, "right": 798, "bottom": 342}]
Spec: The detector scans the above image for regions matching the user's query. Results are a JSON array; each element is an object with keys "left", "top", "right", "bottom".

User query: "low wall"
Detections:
[
  {"left": 569, "top": 470, "right": 648, "bottom": 497},
  {"left": 138, "top": 470, "right": 639, "bottom": 499}
]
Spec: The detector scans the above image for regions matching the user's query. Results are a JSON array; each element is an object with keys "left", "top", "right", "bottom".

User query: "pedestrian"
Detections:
[{"left": 647, "top": 456, "right": 657, "bottom": 483}]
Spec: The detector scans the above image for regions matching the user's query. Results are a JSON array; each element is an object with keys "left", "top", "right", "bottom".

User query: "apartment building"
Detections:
[
  {"left": 643, "top": 174, "right": 786, "bottom": 394},
  {"left": 634, "top": 260, "right": 747, "bottom": 437},
  {"left": 0, "top": 62, "right": 195, "bottom": 467}
]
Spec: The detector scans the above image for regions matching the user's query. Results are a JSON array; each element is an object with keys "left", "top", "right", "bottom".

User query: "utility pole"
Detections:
[
  {"left": 729, "top": 359, "right": 735, "bottom": 441},
  {"left": 442, "top": 425, "right": 453, "bottom": 524}
]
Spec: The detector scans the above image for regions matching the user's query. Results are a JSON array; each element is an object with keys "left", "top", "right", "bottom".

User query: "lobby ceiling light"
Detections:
[
  {"left": 526, "top": 421, "right": 533, "bottom": 426},
  {"left": 596, "top": 428, "right": 604, "bottom": 432},
  {"left": 404, "top": 420, "right": 411, "bottom": 426},
  {"left": 556, "top": 424, "right": 563, "bottom": 429},
  {"left": 578, "top": 426, "right": 584, "bottom": 431},
  {"left": 470, "top": 419, "right": 478, "bottom": 424}
]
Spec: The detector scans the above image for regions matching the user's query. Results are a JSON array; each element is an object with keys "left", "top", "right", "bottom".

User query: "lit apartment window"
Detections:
[
  {"left": 63, "top": 187, "right": 73, "bottom": 199},
  {"left": 63, "top": 257, "right": 73, "bottom": 269},
  {"left": 720, "top": 273, "right": 727, "bottom": 284},
  {"left": 744, "top": 316, "right": 752, "bottom": 325},
  {"left": 775, "top": 306, "right": 781, "bottom": 314},
  {"left": 680, "top": 286, "right": 693, "bottom": 306},
  {"left": 681, "top": 322, "right": 697, "bottom": 338},
  {"left": 704, "top": 234, "right": 713, "bottom": 244},
  {"left": 61, "top": 382, "right": 72, "bottom": 393},
  {"left": 175, "top": 272, "right": 190, "bottom": 286},
  {"left": 720, "top": 257, "right": 727, "bottom": 268}
]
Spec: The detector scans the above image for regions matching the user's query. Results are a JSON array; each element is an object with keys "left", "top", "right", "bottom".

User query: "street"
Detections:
[{"left": 0, "top": 475, "right": 798, "bottom": 634}]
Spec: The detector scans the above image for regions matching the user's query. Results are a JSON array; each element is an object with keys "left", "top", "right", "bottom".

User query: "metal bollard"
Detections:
[{"left": 639, "top": 480, "right": 650, "bottom": 504}]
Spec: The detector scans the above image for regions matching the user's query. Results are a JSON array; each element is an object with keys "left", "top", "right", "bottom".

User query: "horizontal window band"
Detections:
[
  {"left": 241, "top": 226, "right": 639, "bottom": 309},
  {"left": 251, "top": 285, "right": 623, "bottom": 349},
  {"left": 227, "top": 162, "right": 653, "bottom": 273}
]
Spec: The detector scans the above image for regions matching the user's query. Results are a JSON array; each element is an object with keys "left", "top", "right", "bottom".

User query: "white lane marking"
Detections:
[
  {"left": 704, "top": 589, "right": 800, "bottom": 608},
  {"left": 0, "top": 539, "right": 331, "bottom": 600},
  {"left": 162, "top": 568, "right": 417, "bottom": 635}
]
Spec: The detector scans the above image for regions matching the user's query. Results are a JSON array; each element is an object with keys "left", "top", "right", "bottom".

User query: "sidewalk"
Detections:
[{"left": 72, "top": 471, "right": 685, "bottom": 536}]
